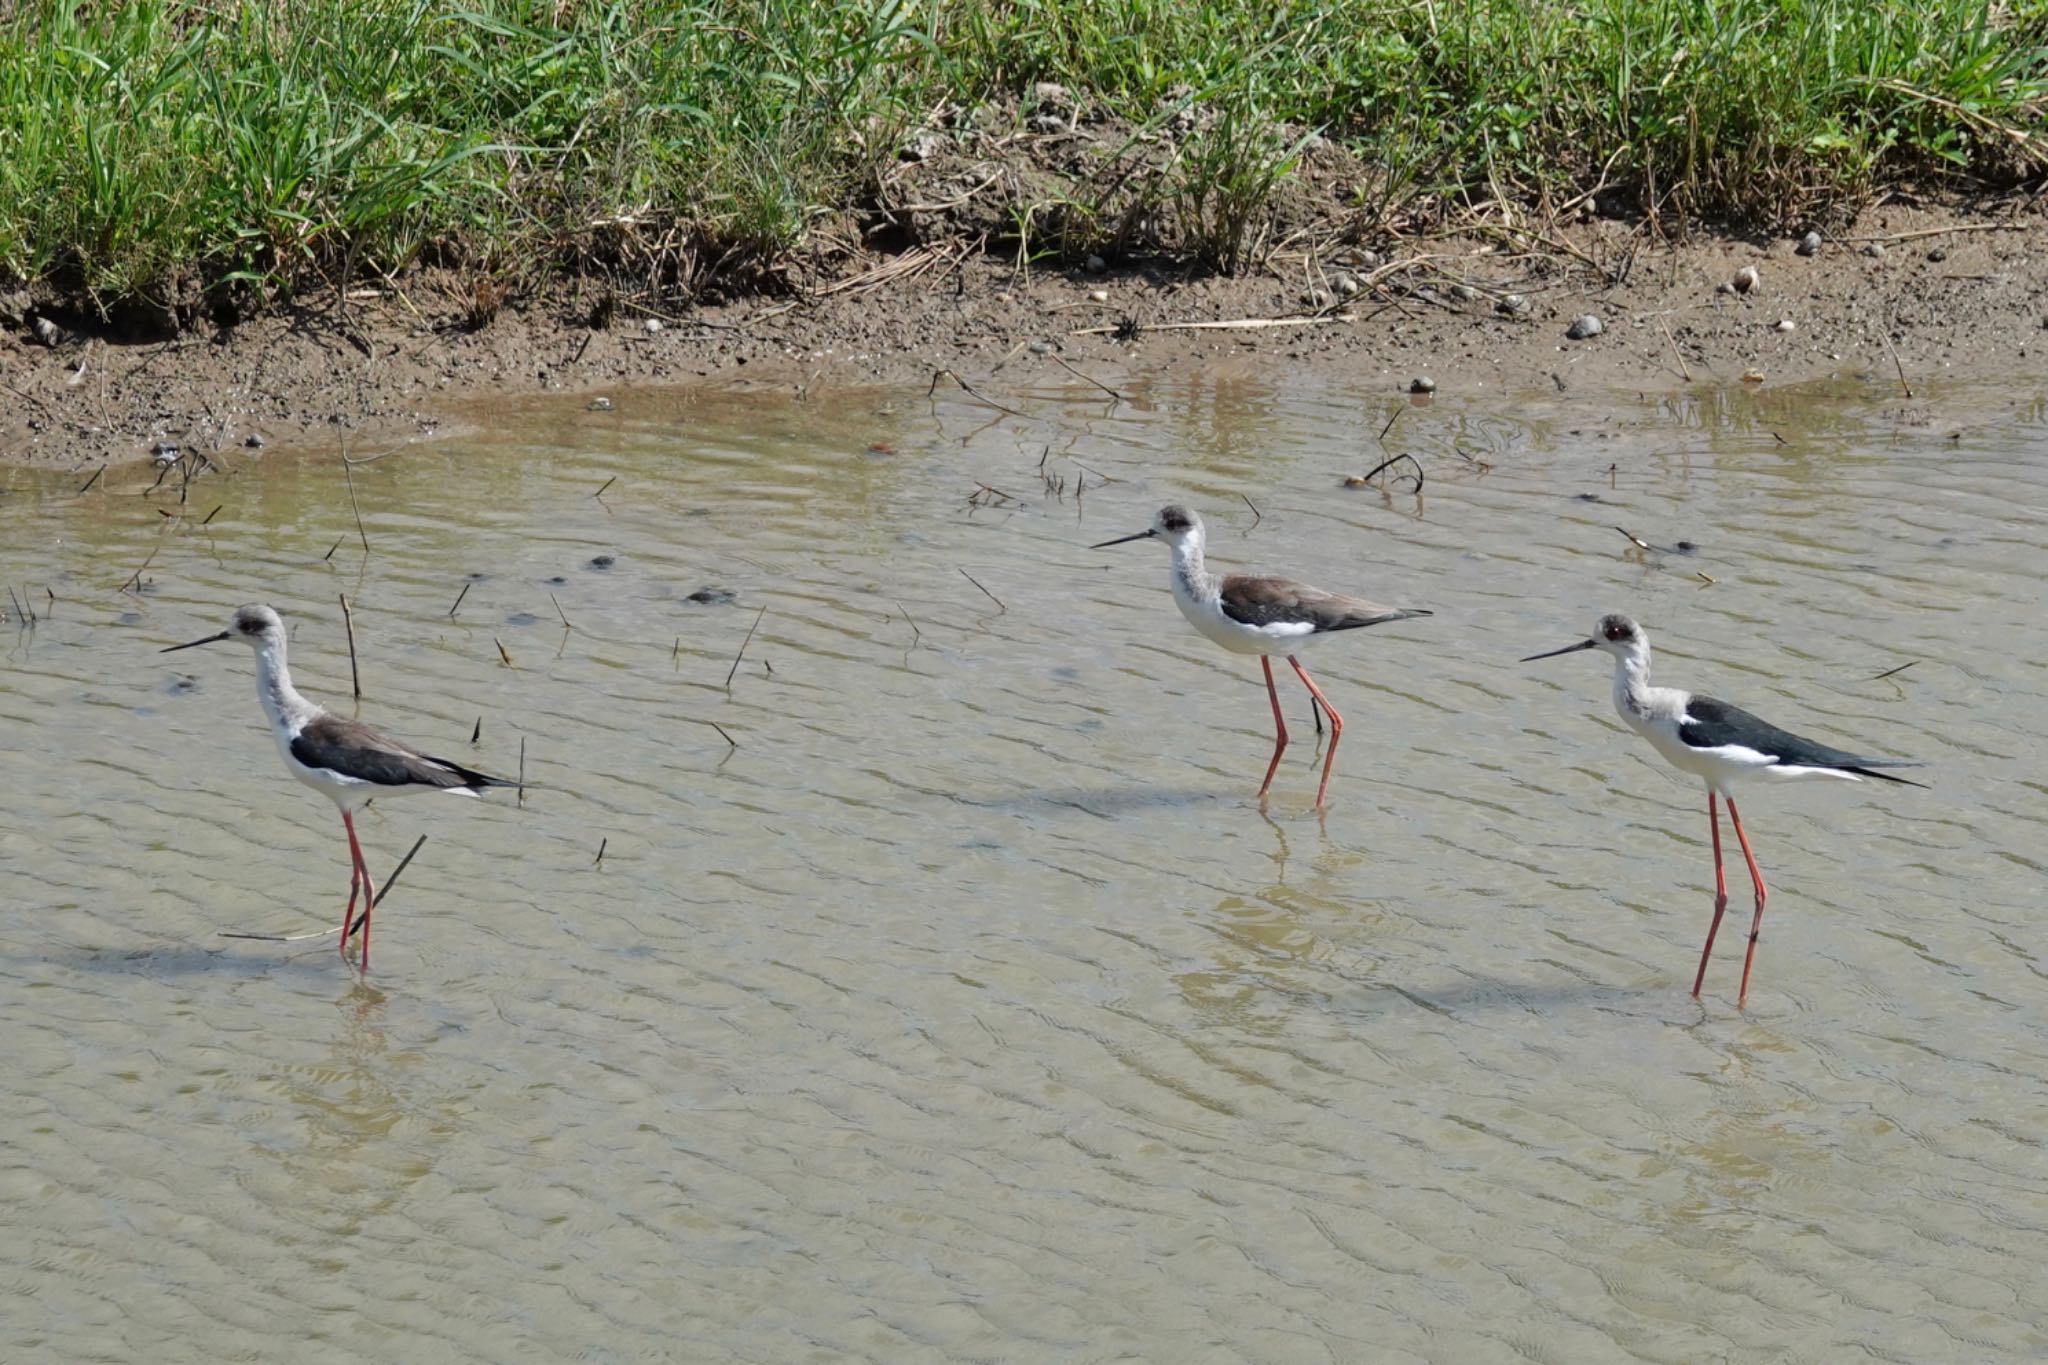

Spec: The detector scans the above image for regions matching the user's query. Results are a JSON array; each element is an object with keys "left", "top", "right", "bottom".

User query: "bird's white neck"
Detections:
[
  {"left": 1167, "top": 531, "right": 1217, "bottom": 603},
  {"left": 251, "top": 639, "right": 315, "bottom": 731},
  {"left": 1610, "top": 640, "right": 1654, "bottom": 721}
]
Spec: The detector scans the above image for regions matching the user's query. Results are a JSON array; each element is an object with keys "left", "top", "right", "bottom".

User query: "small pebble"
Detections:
[
  {"left": 1449, "top": 283, "right": 1482, "bottom": 302},
  {"left": 243, "top": 434, "right": 265, "bottom": 449},
  {"left": 1796, "top": 231, "right": 1823, "bottom": 257},
  {"left": 1494, "top": 294, "right": 1530, "bottom": 317},
  {"left": 588, "top": 554, "right": 616, "bottom": 569},
  {"left": 1732, "top": 265, "right": 1761, "bottom": 294},
  {"left": 1331, "top": 271, "right": 1360, "bottom": 298},
  {"left": 643, "top": 319, "right": 663, "bottom": 334},
  {"left": 1409, "top": 376, "right": 1436, "bottom": 394},
  {"left": 1928, "top": 246, "right": 1948, "bottom": 263},
  {"left": 1087, "top": 289, "right": 1108, "bottom": 303},
  {"left": 1304, "top": 288, "right": 1332, "bottom": 308},
  {"left": 1862, "top": 242, "right": 1886, "bottom": 258},
  {"left": 686, "top": 586, "right": 737, "bottom": 605},
  {"left": 1084, "top": 254, "right": 1106, "bottom": 274},
  {"left": 1342, "top": 476, "right": 1369, "bottom": 488},
  {"left": 1775, "top": 318, "right": 1796, "bottom": 332},
  {"left": 1741, "top": 368, "right": 1765, "bottom": 383},
  {"left": 1566, "top": 314, "right": 1603, "bottom": 340},
  {"left": 586, "top": 396, "right": 614, "bottom": 411},
  {"left": 1028, "top": 340, "right": 1054, "bottom": 355},
  {"left": 31, "top": 316, "right": 63, "bottom": 347}
]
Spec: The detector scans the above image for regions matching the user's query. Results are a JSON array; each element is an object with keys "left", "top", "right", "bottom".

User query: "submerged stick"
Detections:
[
  {"left": 1871, "top": 660, "right": 1918, "bottom": 682},
  {"left": 77, "top": 465, "right": 105, "bottom": 495},
  {"left": 593, "top": 838, "right": 607, "bottom": 868},
  {"left": 549, "top": 593, "right": 572, "bottom": 629},
  {"left": 593, "top": 476, "right": 617, "bottom": 499},
  {"left": 220, "top": 835, "right": 427, "bottom": 941},
  {"left": 342, "top": 456, "right": 370, "bottom": 553},
  {"left": 724, "top": 606, "right": 767, "bottom": 689},
  {"left": 448, "top": 581, "right": 470, "bottom": 618},
  {"left": 517, "top": 736, "right": 526, "bottom": 808},
  {"left": 339, "top": 592, "right": 362, "bottom": 698},
  {"left": 958, "top": 568, "right": 1006, "bottom": 611}
]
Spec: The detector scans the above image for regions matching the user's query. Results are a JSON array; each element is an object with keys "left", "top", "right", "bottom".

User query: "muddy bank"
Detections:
[{"left": 5, "top": 201, "right": 2046, "bottom": 471}]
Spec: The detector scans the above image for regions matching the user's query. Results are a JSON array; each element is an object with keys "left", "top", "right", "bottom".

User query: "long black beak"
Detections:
[
  {"left": 161, "top": 630, "right": 231, "bottom": 653},
  {"left": 1090, "top": 528, "right": 1157, "bottom": 549},
  {"left": 1520, "top": 638, "right": 1597, "bottom": 663}
]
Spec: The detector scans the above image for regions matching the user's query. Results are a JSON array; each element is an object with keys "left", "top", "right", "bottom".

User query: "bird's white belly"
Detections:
[
  {"left": 1630, "top": 713, "right": 1789, "bottom": 791},
  {"left": 1170, "top": 582, "right": 1313, "bottom": 656}
]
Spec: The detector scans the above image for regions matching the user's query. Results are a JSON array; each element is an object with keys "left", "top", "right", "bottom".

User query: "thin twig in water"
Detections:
[
  {"left": 1871, "top": 660, "right": 1918, "bottom": 681},
  {"left": 201, "top": 504, "right": 223, "bottom": 525},
  {"left": 594, "top": 476, "right": 616, "bottom": 499},
  {"left": 1355, "top": 453, "right": 1425, "bottom": 492},
  {"left": 517, "top": 736, "right": 526, "bottom": 808},
  {"left": 448, "top": 582, "right": 470, "bottom": 618},
  {"left": 222, "top": 835, "right": 428, "bottom": 941},
  {"left": 1377, "top": 407, "right": 1402, "bottom": 444},
  {"left": 77, "top": 465, "right": 105, "bottom": 495},
  {"left": 593, "top": 838, "right": 607, "bottom": 868},
  {"left": 494, "top": 637, "right": 512, "bottom": 666},
  {"left": 122, "top": 540, "right": 164, "bottom": 592},
  {"left": 1615, "top": 527, "right": 1653, "bottom": 551},
  {"left": 928, "top": 368, "right": 1026, "bottom": 418},
  {"left": 342, "top": 456, "right": 370, "bottom": 554},
  {"left": 470, "top": 716, "right": 481, "bottom": 744},
  {"left": 323, "top": 536, "right": 344, "bottom": 562},
  {"left": 1049, "top": 354, "right": 1122, "bottom": 403},
  {"left": 550, "top": 593, "right": 572, "bottom": 629},
  {"left": 339, "top": 592, "right": 362, "bottom": 699},
  {"left": 894, "top": 597, "right": 922, "bottom": 647},
  {"left": 959, "top": 568, "right": 1005, "bottom": 611},
  {"left": 725, "top": 606, "right": 767, "bottom": 689},
  {"left": 690, "top": 717, "right": 739, "bottom": 748},
  {"left": 1241, "top": 492, "right": 1262, "bottom": 526}
]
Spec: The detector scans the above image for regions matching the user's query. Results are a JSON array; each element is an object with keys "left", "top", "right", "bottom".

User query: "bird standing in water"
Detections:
[
  {"left": 1092, "top": 504, "right": 1431, "bottom": 807},
  {"left": 163, "top": 604, "right": 518, "bottom": 968},
  {"left": 1523, "top": 613, "right": 1924, "bottom": 1006}
]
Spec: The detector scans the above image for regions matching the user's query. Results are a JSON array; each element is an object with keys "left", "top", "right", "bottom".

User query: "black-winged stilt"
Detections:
[
  {"left": 1523, "top": 612, "right": 1924, "bottom": 1007},
  {"left": 163, "top": 604, "right": 518, "bottom": 968},
  {"left": 1092, "top": 504, "right": 1431, "bottom": 808}
]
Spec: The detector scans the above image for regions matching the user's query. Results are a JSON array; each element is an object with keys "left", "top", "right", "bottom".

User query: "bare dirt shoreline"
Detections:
[{"left": 5, "top": 201, "right": 2046, "bottom": 472}]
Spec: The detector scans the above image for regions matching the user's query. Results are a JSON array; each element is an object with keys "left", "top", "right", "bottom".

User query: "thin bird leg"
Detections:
[
  {"left": 1257, "top": 656, "right": 1289, "bottom": 799},
  {"left": 1287, "top": 656, "right": 1344, "bottom": 808},
  {"left": 1725, "top": 797, "right": 1770, "bottom": 1009},
  {"left": 1692, "top": 791, "right": 1731, "bottom": 997},
  {"left": 339, "top": 813, "right": 364, "bottom": 953},
  {"left": 341, "top": 810, "right": 378, "bottom": 969}
]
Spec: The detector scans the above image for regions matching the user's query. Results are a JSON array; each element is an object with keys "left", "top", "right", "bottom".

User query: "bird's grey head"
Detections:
[
  {"left": 1520, "top": 612, "right": 1647, "bottom": 665},
  {"left": 1592, "top": 613, "right": 1644, "bottom": 654},
  {"left": 230, "top": 604, "right": 286, "bottom": 647},
  {"left": 1090, "top": 503, "right": 1204, "bottom": 552},
  {"left": 163, "top": 603, "right": 287, "bottom": 656}
]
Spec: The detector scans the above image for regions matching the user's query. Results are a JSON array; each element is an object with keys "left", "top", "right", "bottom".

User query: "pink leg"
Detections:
[
  {"left": 341, "top": 810, "right": 378, "bottom": 971},
  {"left": 1726, "top": 798, "right": 1769, "bottom": 1009},
  {"left": 1287, "top": 656, "right": 1343, "bottom": 808},
  {"left": 1257, "top": 657, "right": 1289, "bottom": 798},
  {"left": 1692, "top": 791, "right": 1730, "bottom": 997}
]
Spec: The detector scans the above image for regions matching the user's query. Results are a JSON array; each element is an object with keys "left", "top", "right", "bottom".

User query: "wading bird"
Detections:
[
  {"left": 1523, "top": 613, "right": 1924, "bottom": 1006},
  {"left": 1091, "top": 504, "right": 1431, "bottom": 807},
  {"left": 163, "top": 604, "right": 517, "bottom": 968}
]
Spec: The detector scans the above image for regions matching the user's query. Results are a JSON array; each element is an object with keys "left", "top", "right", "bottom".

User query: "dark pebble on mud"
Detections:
[
  {"left": 1573, "top": 492, "right": 1604, "bottom": 502},
  {"left": 588, "top": 555, "right": 616, "bottom": 569},
  {"left": 505, "top": 611, "right": 541, "bottom": 626},
  {"left": 244, "top": 434, "right": 266, "bottom": 448},
  {"left": 546, "top": 575, "right": 568, "bottom": 585},
  {"left": 686, "top": 586, "right": 736, "bottom": 605}
]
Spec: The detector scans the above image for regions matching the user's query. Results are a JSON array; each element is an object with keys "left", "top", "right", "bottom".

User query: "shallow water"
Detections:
[{"left": 3, "top": 371, "right": 2047, "bottom": 1362}]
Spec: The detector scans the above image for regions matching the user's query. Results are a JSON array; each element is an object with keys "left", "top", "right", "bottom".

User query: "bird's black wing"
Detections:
[
  {"left": 1680, "top": 695, "right": 1925, "bottom": 784},
  {"left": 291, "top": 714, "right": 509, "bottom": 789}
]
